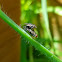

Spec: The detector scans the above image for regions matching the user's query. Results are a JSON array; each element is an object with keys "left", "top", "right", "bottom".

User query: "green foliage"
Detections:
[
  {"left": 21, "top": 0, "right": 62, "bottom": 62},
  {"left": 0, "top": 0, "right": 62, "bottom": 62},
  {"left": 0, "top": 9, "right": 62, "bottom": 62}
]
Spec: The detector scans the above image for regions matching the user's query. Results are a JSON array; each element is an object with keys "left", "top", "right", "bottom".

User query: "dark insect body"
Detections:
[
  {"left": 24, "top": 23, "right": 37, "bottom": 37},
  {"left": 27, "top": 29, "right": 37, "bottom": 37},
  {"left": 25, "top": 23, "right": 37, "bottom": 29}
]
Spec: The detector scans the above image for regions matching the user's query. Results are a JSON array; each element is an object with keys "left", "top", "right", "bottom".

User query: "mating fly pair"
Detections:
[{"left": 24, "top": 23, "right": 37, "bottom": 37}]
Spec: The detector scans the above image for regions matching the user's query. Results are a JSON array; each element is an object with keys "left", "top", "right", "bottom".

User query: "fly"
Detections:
[{"left": 24, "top": 23, "right": 37, "bottom": 37}]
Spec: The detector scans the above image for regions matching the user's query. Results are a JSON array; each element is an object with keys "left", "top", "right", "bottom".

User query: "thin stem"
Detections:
[
  {"left": 41, "top": 0, "right": 54, "bottom": 49},
  {"left": 29, "top": 45, "right": 34, "bottom": 62},
  {"left": 21, "top": 37, "right": 27, "bottom": 62},
  {"left": 41, "top": 0, "right": 52, "bottom": 41}
]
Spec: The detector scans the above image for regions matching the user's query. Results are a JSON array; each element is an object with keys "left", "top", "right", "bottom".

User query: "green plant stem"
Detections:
[
  {"left": 21, "top": 37, "right": 27, "bottom": 62},
  {"left": 41, "top": 0, "right": 54, "bottom": 49},
  {"left": 0, "top": 9, "right": 62, "bottom": 62},
  {"left": 29, "top": 45, "right": 34, "bottom": 62},
  {"left": 41, "top": 0, "right": 52, "bottom": 41}
]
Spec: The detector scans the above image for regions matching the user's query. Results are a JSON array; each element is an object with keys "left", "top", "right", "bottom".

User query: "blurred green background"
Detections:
[{"left": 21, "top": 0, "right": 62, "bottom": 62}]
